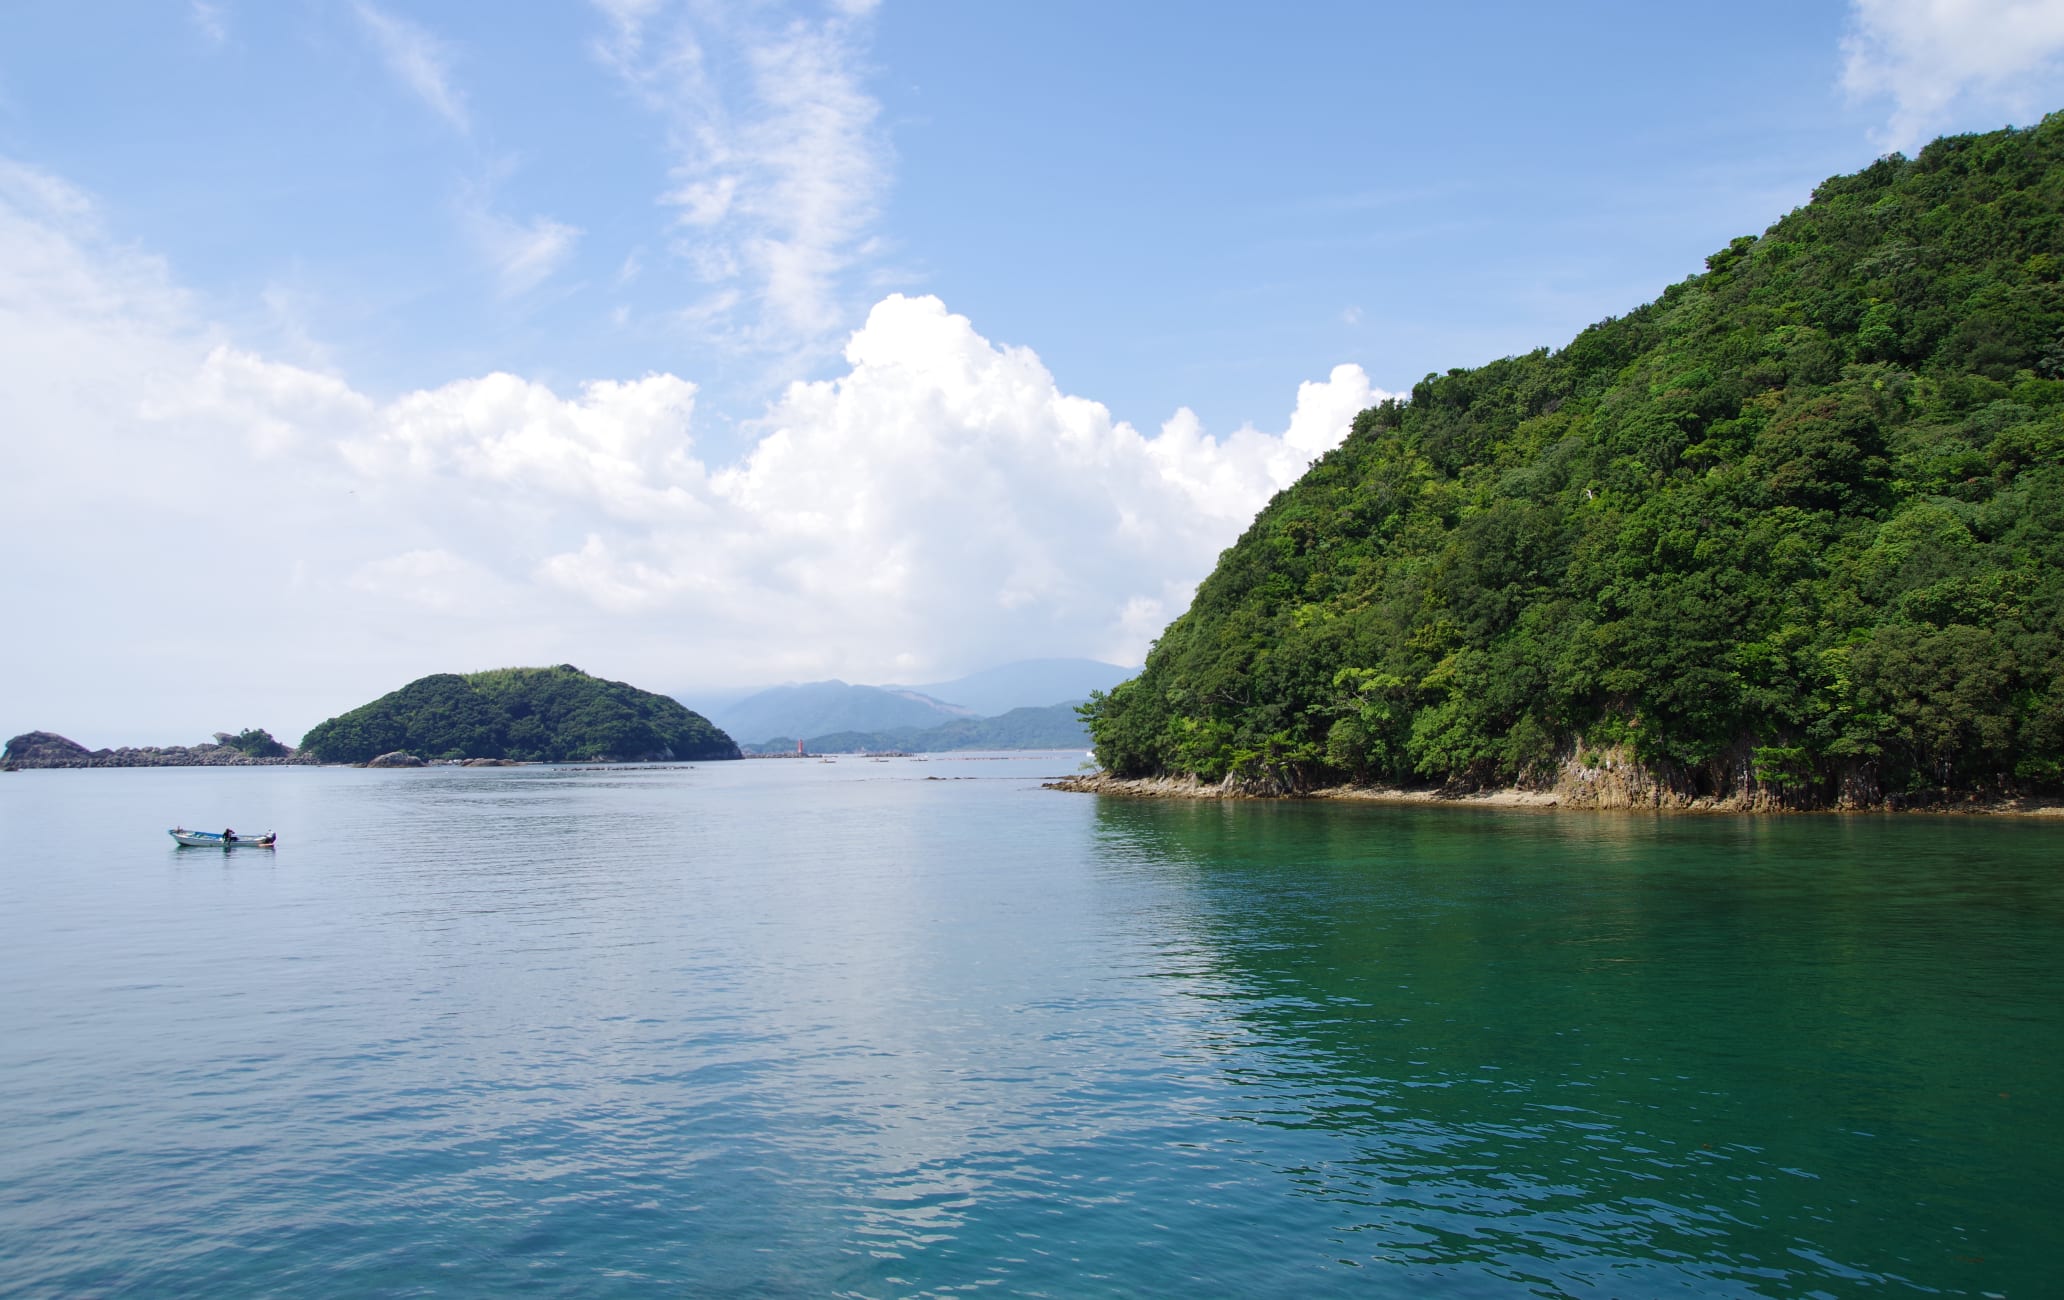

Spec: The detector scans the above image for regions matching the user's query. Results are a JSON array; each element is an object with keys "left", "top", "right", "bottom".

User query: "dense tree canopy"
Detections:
[
  {"left": 225, "top": 728, "right": 287, "bottom": 758},
  {"left": 1086, "top": 118, "right": 2064, "bottom": 805},
  {"left": 299, "top": 666, "right": 740, "bottom": 764}
]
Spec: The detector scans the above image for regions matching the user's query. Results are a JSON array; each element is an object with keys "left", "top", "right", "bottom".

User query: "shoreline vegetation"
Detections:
[
  {"left": 1045, "top": 770, "right": 2064, "bottom": 816},
  {"left": 1082, "top": 120, "right": 2064, "bottom": 813}
]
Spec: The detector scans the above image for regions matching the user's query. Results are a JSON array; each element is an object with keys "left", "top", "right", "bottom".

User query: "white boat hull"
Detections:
[{"left": 169, "top": 829, "right": 277, "bottom": 848}]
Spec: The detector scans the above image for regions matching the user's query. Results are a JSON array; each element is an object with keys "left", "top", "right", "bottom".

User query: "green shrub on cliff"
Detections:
[
  {"left": 226, "top": 728, "right": 288, "bottom": 758},
  {"left": 299, "top": 665, "right": 740, "bottom": 764},
  {"left": 1086, "top": 117, "right": 2064, "bottom": 803}
]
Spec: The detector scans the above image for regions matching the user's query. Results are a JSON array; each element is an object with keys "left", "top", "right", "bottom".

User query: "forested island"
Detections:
[
  {"left": 298, "top": 666, "right": 740, "bottom": 764},
  {"left": 1082, "top": 118, "right": 2064, "bottom": 810}
]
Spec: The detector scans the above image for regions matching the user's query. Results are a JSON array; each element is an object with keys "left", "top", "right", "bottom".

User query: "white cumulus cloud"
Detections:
[
  {"left": 0, "top": 169, "right": 1394, "bottom": 743},
  {"left": 321, "top": 294, "right": 1388, "bottom": 681},
  {"left": 1843, "top": 0, "right": 2064, "bottom": 149},
  {"left": 349, "top": 548, "right": 516, "bottom": 614}
]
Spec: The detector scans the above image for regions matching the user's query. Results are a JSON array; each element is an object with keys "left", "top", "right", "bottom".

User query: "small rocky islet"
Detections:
[{"left": 2, "top": 730, "right": 309, "bottom": 770}]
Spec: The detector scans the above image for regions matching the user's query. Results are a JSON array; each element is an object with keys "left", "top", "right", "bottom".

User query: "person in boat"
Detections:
[{"left": 222, "top": 827, "right": 237, "bottom": 843}]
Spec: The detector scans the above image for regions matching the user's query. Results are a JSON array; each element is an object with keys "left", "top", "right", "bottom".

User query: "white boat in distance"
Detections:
[{"left": 169, "top": 828, "right": 277, "bottom": 848}]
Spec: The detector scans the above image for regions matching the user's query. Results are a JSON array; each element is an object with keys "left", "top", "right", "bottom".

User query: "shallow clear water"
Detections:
[{"left": 1, "top": 757, "right": 2058, "bottom": 1297}]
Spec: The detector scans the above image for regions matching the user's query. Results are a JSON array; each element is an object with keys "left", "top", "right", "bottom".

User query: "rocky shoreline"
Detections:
[
  {"left": 3, "top": 731, "right": 313, "bottom": 770},
  {"left": 1043, "top": 770, "right": 2064, "bottom": 817}
]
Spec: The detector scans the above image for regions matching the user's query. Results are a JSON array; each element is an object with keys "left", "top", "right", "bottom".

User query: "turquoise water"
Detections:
[{"left": 1, "top": 758, "right": 2057, "bottom": 1297}]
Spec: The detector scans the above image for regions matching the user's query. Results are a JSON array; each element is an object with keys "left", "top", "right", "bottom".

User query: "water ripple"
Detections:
[{"left": 1, "top": 762, "right": 2057, "bottom": 1296}]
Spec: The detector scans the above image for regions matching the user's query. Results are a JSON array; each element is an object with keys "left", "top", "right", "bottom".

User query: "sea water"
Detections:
[{"left": 1, "top": 757, "right": 2057, "bottom": 1297}]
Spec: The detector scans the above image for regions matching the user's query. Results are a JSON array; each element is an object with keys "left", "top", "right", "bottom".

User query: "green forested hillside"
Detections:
[
  {"left": 299, "top": 666, "right": 741, "bottom": 764},
  {"left": 1086, "top": 118, "right": 2064, "bottom": 805}
]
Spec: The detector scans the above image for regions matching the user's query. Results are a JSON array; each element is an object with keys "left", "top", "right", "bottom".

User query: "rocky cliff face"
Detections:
[
  {"left": 1541, "top": 741, "right": 1957, "bottom": 811},
  {"left": 2, "top": 731, "right": 311, "bottom": 769},
  {"left": 1049, "top": 739, "right": 2049, "bottom": 814}
]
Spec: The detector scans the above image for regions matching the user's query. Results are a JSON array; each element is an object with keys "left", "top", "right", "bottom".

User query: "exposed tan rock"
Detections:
[{"left": 1049, "top": 755, "right": 2064, "bottom": 816}]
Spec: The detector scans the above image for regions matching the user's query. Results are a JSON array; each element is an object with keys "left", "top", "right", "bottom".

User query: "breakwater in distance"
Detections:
[{"left": 1, "top": 730, "right": 310, "bottom": 769}]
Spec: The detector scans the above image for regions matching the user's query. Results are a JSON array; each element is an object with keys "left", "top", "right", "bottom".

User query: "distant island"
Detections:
[
  {"left": 3, "top": 729, "right": 304, "bottom": 770},
  {"left": 6, "top": 668, "right": 741, "bottom": 769},
  {"left": 299, "top": 665, "right": 740, "bottom": 764},
  {"left": 7, "top": 663, "right": 1107, "bottom": 770},
  {"left": 1082, "top": 118, "right": 2064, "bottom": 811}
]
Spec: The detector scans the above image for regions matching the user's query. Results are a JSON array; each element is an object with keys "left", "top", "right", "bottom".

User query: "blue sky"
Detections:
[{"left": 3, "top": 0, "right": 2061, "bottom": 743}]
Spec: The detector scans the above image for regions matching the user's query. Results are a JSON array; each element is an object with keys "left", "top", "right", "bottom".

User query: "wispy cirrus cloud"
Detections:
[
  {"left": 462, "top": 200, "right": 584, "bottom": 298},
  {"left": 189, "top": 1, "right": 227, "bottom": 47},
  {"left": 1842, "top": 0, "right": 2064, "bottom": 150},
  {"left": 352, "top": 8, "right": 584, "bottom": 296},
  {"left": 592, "top": 0, "right": 890, "bottom": 355},
  {"left": 355, "top": 2, "right": 470, "bottom": 135}
]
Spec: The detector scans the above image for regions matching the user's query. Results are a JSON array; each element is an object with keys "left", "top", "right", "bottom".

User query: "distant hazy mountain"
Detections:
[
  {"left": 704, "top": 680, "right": 968, "bottom": 746},
  {"left": 897, "top": 659, "right": 1133, "bottom": 717},
  {"left": 738, "top": 702, "right": 1092, "bottom": 755},
  {"left": 689, "top": 659, "right": 1134, "bottom": 747}
]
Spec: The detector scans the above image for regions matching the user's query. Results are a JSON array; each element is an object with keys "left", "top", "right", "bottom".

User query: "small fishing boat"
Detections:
[{"left": 168, "top": 827, "right": 277, "bottom": 848}]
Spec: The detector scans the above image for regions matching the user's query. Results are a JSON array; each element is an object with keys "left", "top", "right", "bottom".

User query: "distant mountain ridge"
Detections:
[
  {"left": 895, "top": 659, "right": 1133, "bottom": 718},
  {"left": 705, "top": 681, "right": 970, "bottom": 745},
  {"left": 697, "top": 659, "right": 1132, "bottom": 746},
  {"left": 738, "top": 702, "right": 1092, "bottom": 755}
]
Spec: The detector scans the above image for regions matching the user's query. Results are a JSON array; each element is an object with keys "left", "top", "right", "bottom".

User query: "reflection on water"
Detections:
[
  {"left": 1088, "top": 798, "right": 2062, "bottom": 1295},
  {"left": 0, "top": 760, "right": 2056, "bottom": 1297}
]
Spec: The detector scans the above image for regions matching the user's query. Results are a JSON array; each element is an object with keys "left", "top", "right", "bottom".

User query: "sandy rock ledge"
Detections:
[{"left": 1043, "top": 770, "right": 2064, "bottom": 816}]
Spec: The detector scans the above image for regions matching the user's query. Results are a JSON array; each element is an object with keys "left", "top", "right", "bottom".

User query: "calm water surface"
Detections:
[{"left": 1, "top": 757, "right": 2058, "bottom": 1297}]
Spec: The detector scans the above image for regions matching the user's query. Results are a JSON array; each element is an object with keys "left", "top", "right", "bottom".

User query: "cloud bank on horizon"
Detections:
[
  {"left": 0, "top": 157, "right": 1383, "bottom": 742},
  {"left": 1, "top": 0, "right": 2058, "bottom": 744}
]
